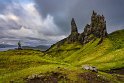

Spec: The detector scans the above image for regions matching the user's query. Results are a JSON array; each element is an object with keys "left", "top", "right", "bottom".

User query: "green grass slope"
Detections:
[
  {"left": 0, "top": 29, "right": 124, "bottom": 82},
  {"left": 109, "top": 29, "right": 124, "bottom": 50},
  {"left": 0, "top": 50, "right": 68, "bottom": 78},
  {"left": 47, "top": 42, "right": 82, "bottom": 59},
  {"left": 47, "top": 29, "right": 124, "bottom": 70}
]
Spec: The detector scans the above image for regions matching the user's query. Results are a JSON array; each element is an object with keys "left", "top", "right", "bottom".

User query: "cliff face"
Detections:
[{"left": 48, "top": 11, "right": 108, "bottom": 49}]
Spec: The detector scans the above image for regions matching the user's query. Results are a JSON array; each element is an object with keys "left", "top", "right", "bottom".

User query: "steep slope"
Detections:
[
  {"left": 46, "top": 11, "right": 124, "bottom": 71},
  {"left": 109, "top": 29, "right": 124, "bottom": 50},
  {"left": 80, "top": 29, "right": 124, "bottom": 70},
  {"left": 47, "top": 11, "right": 108, "bottom": 59},
  {"left": 47, "top": 30, "right": 124, "bottom": 70},
  {"left": 65, "top": 32, "right": 124, "bottom": 70}
]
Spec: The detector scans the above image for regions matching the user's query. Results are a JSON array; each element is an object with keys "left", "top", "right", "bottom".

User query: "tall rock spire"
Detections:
[
  {"left": 71, "top": 18, "right": 78, "bottom": 34},
  {"left": 66, "top": 18, "right": 79, "bottom": 43},
  {"left": 48, "top": 11, "right": 108, "bottom": 49}
]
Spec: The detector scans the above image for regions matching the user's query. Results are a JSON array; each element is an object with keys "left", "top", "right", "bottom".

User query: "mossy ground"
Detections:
[{"left": 0, "top": 30, "right": 124, "bottom": 83}]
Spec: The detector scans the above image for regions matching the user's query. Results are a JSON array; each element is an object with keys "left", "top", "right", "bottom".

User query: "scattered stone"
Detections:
[
  {"left": 10, "top": 80, "right": 14, "bottom": 83},
  {"left": 83, "top": 65, "right": 90, "bottom": 70},
  {"left": 26, "top": 72, "right": 69, "bottom": 83},
  {"left": 37, "top": 75, "right": 44, "bottom": 78},
  {"left": 82, "top": 65, "right": 98, "bottom": 73},
  {"left": 27, "top": 74, "right": 38, "bottom": 80}
]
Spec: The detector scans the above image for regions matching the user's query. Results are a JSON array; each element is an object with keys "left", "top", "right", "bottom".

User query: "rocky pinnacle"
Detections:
[{"left": 50, "top": 11, "right": 108, "bottom": 48}]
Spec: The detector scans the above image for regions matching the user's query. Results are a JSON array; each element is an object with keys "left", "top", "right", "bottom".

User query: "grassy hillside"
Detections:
[
  {"left": 0, "top": 30, "right": 124, "bottom": 82},
  {"left": 47, "top": 29, "right": 124, "bottom": 70},
  {"left": 0, "top": 49, "right": 71, "bottom": 82},
  {"left": 109, "top": 29, "right": 124, "bottom": 50}
]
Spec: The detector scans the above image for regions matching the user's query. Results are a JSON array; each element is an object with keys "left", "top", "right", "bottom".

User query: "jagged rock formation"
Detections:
[
  {"left": 79, "top": 11, "right": 108, "bottom": 44},
  {"left": 67, "top": 18, "right": 79, "bottom": 43},
  {"left": 47, "top": 11, "right": 108, "bottom": 49},
  {"left": 67, "top": 11, "right": 107, "bottom": 44}
]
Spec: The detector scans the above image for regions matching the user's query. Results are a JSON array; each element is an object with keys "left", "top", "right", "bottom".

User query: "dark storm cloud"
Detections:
[
  {"left": 0, "top": 0, "right": 124, "bottom": 46},
  {"left": 0, "top": 0, "right": 13, "bottom": 11},
  {"left": 0, "top": 0, "right": 66, "bottom": 46},
  {"left": 34, "top": 0, "right": 72, "bottom": 35},
  {"left": 34, "top": 0, "right": 124, "bottom": 33}
]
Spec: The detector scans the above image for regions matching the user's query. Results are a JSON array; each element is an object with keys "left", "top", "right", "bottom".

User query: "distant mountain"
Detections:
[
  {"left": 0, "top": 43, "right": 50, "bottom": 51},
  {"left": 0, "top": 44, "right": 50, "bottom": 51},
  {"left": 22, "top": 45, "right": 50, "bottom": 51},
  {"left": 0, "top": 44, "right": 16, "bottom": 48}
]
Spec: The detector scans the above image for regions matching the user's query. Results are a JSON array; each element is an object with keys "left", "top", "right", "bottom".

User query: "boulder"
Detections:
[
  {"left": 82, "top": 65, "right": 98, "bottom": 73},
  {"left": 27, "top": 74, "right": 38, "bottom": 80}
]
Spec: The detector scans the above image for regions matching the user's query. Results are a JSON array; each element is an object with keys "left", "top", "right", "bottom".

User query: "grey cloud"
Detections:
[
  {"left": 0, "top": 0, "right": 65, "bottom": 46},
  {"left": 34, "top": 0, "right": 124, "bottom": 34},
  {"left": 34, "top": 0, "right": 77, "bottom": 35},
  {"left": 0, "top": 0, "right": 124, "bottom": 46}
]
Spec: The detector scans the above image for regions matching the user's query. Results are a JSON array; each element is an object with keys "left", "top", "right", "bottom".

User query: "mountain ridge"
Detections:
[{"left": 0, "top": 44, "right": 16, "bottom": 48}]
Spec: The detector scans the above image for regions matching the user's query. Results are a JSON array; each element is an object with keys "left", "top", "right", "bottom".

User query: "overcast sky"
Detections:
[{"left": 0, "top": 0, "right": 124, "bottom": 46}]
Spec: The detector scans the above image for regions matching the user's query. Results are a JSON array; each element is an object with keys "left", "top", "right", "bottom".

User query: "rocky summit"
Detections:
[
  {"left": 78, "top": 11, "right": 108, "bottom": 44},
  {"left": 51, "top": 11, "right": 108, "bottom": 47}
]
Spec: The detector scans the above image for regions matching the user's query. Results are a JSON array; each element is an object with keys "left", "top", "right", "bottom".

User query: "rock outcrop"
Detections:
[
  {"left": 47, "top": 11, "right": 108, "bottom": 49},
  {"left": 67, "top": 18, "right": 79, "bottom": 43},
  {"left": 67, "top": 11, "right": 108, "bottom": 44},
  {"left": 79, "top": 11, "right": 108, "bottom": 44},
  {"left": 91, "top": 11, "right": 107, "bottom": 38}
]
